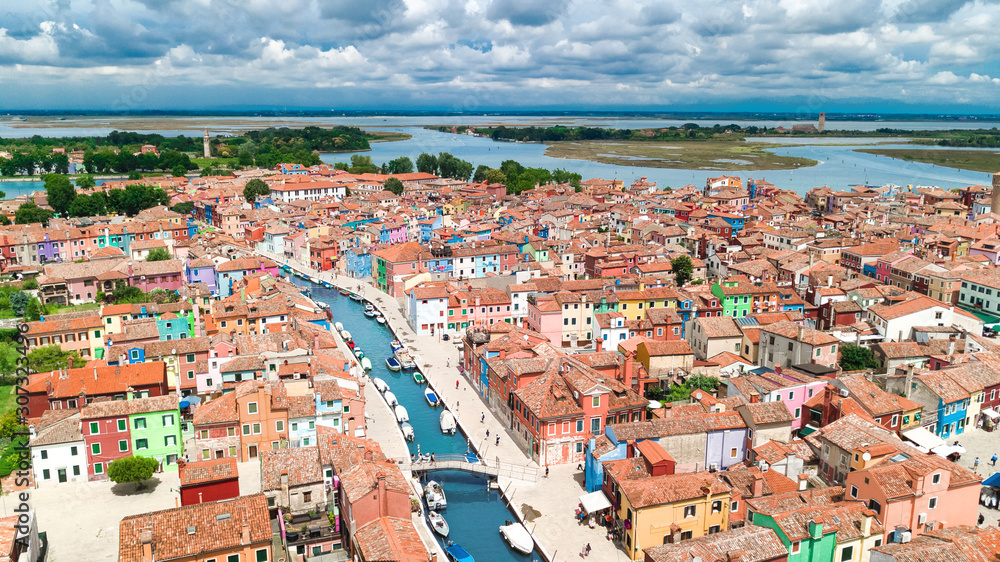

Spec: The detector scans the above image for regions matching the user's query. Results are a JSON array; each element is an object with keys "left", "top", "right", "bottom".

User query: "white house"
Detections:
[
  {"left": 268, "top": 180, "right": 347, "bottom": 203},
  {"left": 29, "top": 411, "right": 87, "bottom": 486},
  {"left": 406, "top": 283, "right": 450, "bottom": 336},
  {"left": 868, "top": 296, "right": 983, "bottom": 342},
  {"left": 595, "top": 311, "right": 628, "bottom": 347}
]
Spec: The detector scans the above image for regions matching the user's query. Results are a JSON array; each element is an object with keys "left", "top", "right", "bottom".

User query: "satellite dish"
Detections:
[{"left": 862, "top": 452, "right": 872, "bottom": 462}]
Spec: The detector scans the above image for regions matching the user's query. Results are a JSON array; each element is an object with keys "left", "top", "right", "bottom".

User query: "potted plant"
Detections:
[{"left": 309, "top": 509, "right": 318, "bottom": 520}]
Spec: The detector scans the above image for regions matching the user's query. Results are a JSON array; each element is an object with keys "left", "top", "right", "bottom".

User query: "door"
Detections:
[
  {"left": 561, "top": 444, "right": 570, "bottom": 463},
  {"left": 57, "top": 468, "right": 67, "bottom": 483},
  {"left": 248, "top": 445, "right": 258, "bottom": 459}
]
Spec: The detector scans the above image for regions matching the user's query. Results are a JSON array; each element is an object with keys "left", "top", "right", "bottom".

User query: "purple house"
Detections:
[
  {"left": 186, "top": 257, "right": 217, "bottom": 295},
  {"left": 39, "top": 232, "right": 61, "bottom": 264}
]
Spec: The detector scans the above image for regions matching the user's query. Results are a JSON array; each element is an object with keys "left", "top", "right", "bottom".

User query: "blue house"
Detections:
[
  {"left": 913, "top": 371, "right": 970, "bottom": 438},
  {"left": 708, "top": 212, "right": 745, "bottom": 234},
  {"left": 156, "top": 312, "right": 190, "bottom": 341},
  {"left": 314, "top": 379, "right": 344, "bottom": 432},
  {"left": 343, "top": 248, "right": 373, "bottom": 279}
]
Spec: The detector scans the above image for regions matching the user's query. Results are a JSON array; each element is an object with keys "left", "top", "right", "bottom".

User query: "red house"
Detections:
[
  {"left": 80, "top": 403, "right": 133, "bottom": 480},
  {"left": 178, "top": 457, "right": 240, "bottom": 506},
  {"left": 23, "top": 362, "right": 169, "bottom": 420}
]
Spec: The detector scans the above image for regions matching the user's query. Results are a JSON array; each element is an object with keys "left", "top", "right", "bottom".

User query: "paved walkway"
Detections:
[
  {"left": 262, "top": 252, "right": 627, "bottom": 560},
  {"left": 954, "top": 430, "right": 1000, "bottom": 528}
]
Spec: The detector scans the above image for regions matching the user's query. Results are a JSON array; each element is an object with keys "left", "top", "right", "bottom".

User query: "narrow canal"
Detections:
[{"left": 291, "top": 277, "right": 541, "bottom": 562}]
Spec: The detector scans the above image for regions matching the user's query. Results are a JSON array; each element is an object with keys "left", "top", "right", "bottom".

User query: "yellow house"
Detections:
[
  {"left": 615, "top": 287, "right": 679, "bottom": 322},
  {"left": 100, "top": 304, "right": 134, "bottom": 335},
  {"left": 611, "top": 470, "right": 731, "bottom": 560}
]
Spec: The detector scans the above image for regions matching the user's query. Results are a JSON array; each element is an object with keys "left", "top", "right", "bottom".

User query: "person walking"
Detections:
[
  {"left": 975, "top": 457, "right": 981, "bottom": 471},
  {"left": 545, "top": 466, "right": 550, "bottom": 478},
  {"left": 481, "top": 412, "right": 485, "bottom": 423},
  {"left": 585, "top": 543, "right": 591, "bottom": 557},
  {"left": 993, "top": 454, "right": 998, "bottom": 467},
  {"left": 496, "top": 435, "right": 500, "bottom": 446},
  {"left": 456, "top": 379, "right": 460, "bottom": 390},
  {"left": 447, "top": 357, "right": 450, "bottom": 368},
  {"left": 486, "top": 429, "right": 490, "bottom": 438}
]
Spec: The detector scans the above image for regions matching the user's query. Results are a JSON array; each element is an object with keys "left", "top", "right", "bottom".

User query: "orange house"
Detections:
[
  {"left": 235, "top": 380, "right": 289, "bottom": 460},
  {"left": 118, "top": 493, "right": 271, "bottom": 562}
]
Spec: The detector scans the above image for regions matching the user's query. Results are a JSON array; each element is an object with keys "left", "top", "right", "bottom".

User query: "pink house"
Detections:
[
  {"left": 456, "top": 287, "right": 512, "bottom": 327},
  {"left": 875, "top": 250, "right": 913, "bottom": 285},
  {"left": 524, "top": 294, "right": 564, "bottom": 345},
  {"left": 844, "top": 446, "right": 981, "bottom": 542}
]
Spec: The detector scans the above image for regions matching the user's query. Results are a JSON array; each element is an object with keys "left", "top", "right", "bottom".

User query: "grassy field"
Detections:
[
  {"left": 0, "top": 385, "right": 15, "bottom": 416},
  {"left": 366, "top": 130, "right": 412, "bottom": 143},
  {"left": 545, "top": 140, "right": 816, "bottom": 171},
  {"left": 856, "top": 148, "right": 1000, "bottom": 173},
  {"left": 50, "top": 302, "right": 101, "bottom": 314}
]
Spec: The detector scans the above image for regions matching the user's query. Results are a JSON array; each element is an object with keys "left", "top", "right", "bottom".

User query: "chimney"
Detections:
[
  {"left": 797, "top": 324, "right": 805, "bottom": 341},
  {"left": 622, "top": 352, "right": 634, "bottom": 389},
  {"left": 280, "top": 470, "right": 289, "bottom": 506},
  {"left": 596, "top": 337, "right": 603, "bottom": 352},
  {"left": 798, "top": 473, "right": 809, "bottom": 491},
  {"left": 947, "top": 337, "right": 956, "bottom": 356},
  {"left": 313, "top": 334, "right": 320, "bottom": 351},
  {"left": 378, "top": 472, "right": 389, "bottom": 515},
  {"left": 726, "top": 551, "right": 743, "bottom": 562},
  {"left": 749, "top": 391, "right": 760, "bottom": 404},
  {"left": 139, "top": 529, "right": 153, "bottom": 562},
  {"left": 861, "top": 509, "right": 875, "bottom": 536},
  {"left": 241, "top": 522, "right": 250, "bottom": 545},
  {"left": 751, "top": 474, "right": 764, "bottom": 497}
]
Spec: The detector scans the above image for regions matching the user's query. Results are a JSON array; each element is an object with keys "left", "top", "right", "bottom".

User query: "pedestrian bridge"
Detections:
[{"left": 394, "top": 454, "right": 539, "bottom": 483}]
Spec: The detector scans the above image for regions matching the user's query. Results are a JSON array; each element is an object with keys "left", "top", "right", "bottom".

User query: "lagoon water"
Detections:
[{"left": 0, "top": 116, "right": 995, "bottom": 195}]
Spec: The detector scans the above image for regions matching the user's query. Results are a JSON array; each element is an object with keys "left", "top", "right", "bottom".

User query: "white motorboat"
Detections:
[
  {"left": 440, "top": 409, "right": 457, "bottom": 435},
  {"left": 340, "top": 330, "right": 352, "bottom": 342},
  {"left": 372, "top": 377, "right": 389, "bottom": 394},
  {"left": 424, "top": 480, "right": 447, "bottom": 510},
  {"left": 376, "top": 315, "right": 386, "bottom": 325},
  {"left": 385, "top": 357, "right": 401, "bottom": 371},
  {"left": 428, "top": 510, "right": 449, "bottom": 536},
  {"left": 394, "top": 404, "right": 409, "bottom": 423},
  {"left": 334, "top": 322, "right": 344, "bottom": 332},
  {"left": 383, "top": 391, "right": 398, "bottom": 408},
  {"left": 424, "top": 388, "right": 440, "bottom": 407},
  {"left": 364, "top": 304, "right": 377, "bottom": 318},
  {"left": 400, "top": 422, "right": 415, "bottom": 442},
  {"left": 499, "top": 521, "right": 533, "bottom": 554}
]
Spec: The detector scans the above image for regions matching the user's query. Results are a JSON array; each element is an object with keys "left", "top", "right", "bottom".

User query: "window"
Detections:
[
  {"left": 840, "top": 546, "right": 854, "bottom": 561},
  {"left": 932, "top": 473, "right": 941, "bottom": 484},
  {"left": 303, "top": 491, "right": 312, "bottom": 502},
  {"left": 248, "top": 402, "right": 258, "bottom": 414},
  {"left": 165, "top": 435, "right": 177, "bottom": 447},
  {"left": 680, "top": 530, "right": 692, "bottom": 541},
  {"left": 242, "top": 424, "right": 251, "bottom": 436},
  {"left": 136, "top": 439, "right": 148, "bottom": 450},
  {"left": 40, "top": 450, "right": 48, "bottom": 460},
  {"left": 117, "top": 419, "right": 126, "bottom": 431},
  {"left": 227, "top": 555, "right": 240, "bottom": 562},
  {"left": 134, "top": 418, "right": 147, "bottom": 430},
  {"left": 89, "top": 422, "right": 99, "bottom": 434},
  {"left": 91, "top": 443, "right": 101, "bottom": 455},
  {"left": 850, "top": 485, "right": 858, "bottom": 498},
  {"left": 683, "top": 505, "right": 696, "bottom": 518},
  {"left": 791, "top": 541, "right": 801, "bottom": 554},
  {"left": 711, "top": 500, "right": 722, "bottom": 513},
  {"left": 730, "top": 447, "right": 737, "bottom": 458},
  {"left": 186, "top": 353, "right": 195, "bottom": 363},
  {"left": 200, "top": 429, "right": 209, "bottom": 439},
  {"left": 576, "top": 420, "right": 584, "bottom": 432},
  {"left": 73, "top": 465, "right": 80, "bottom": 476},
  {"left": 255, "top": 549, "right": 269, "bottom": 562},
  {"left": 253, "top": 423, "right": 261, "bottom": 434},
  {"left": 928, "top": 496, "right": 938, "bottom": 509},
  {"left": 276, "top": 420, "right": 284, "bottom": 432},
  {"left": 229, "top": 446, "right": 237, "bottom": 457},
  {"left": 730, "top": 501, "right": 738, "bottom": 512},
  {"left": 94, "top": 463, "right": 104, "bottom": 474},
  {"left": 592, "top": 396, "right": 600, "bottom": 408},
  {"left": 70, "top": 446, "right": 78, "bottom": 456}
]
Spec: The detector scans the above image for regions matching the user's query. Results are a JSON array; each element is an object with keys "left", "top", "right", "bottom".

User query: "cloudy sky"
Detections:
[{"left": 1, "top": 0, "right": 999, "bottom": 111}]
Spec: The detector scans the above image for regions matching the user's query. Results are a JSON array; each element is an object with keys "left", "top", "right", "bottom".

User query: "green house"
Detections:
[
  {"left": 748, "top": 510, "right": 836, "bottom": 561},
  {"left": 125, "top": 394, "right": 184, "bottom": 471},
  {"left": 714, "top": 281, "right": 752, "bottom": 319}
]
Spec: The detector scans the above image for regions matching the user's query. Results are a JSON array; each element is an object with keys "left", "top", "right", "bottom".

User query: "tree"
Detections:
[
  {"left": 473, "top": 165, "right": 490, "bottom": 183},
  {"left": 8, "top": 292, "right": 28, "bottom": 316},
  {"left": 243, "top": 178, "right": 270, "bottom": 202},
  {"left": 385, "top": 156, "right": 414, "bottom": 175},
  {"left": 485, "top": 169, "right": 507, "bottom": 185},
  {"left": 666, "top": 374, "right": 719, "bottom": 402},
  {"left": 26, "top": 345, "right": 86, "bottom": 373},
  {"left": 128, "top": 171, "right": 143, "bottom": 180},
  {"left": 107, "top": 455, "right": 159, "bottom": 489},
  {"left": 671, "top": 255, "right": 694, "bottom": 287},
  {"left": 43, "top": 174, "right": 76, "bottom": 216},
  {"left": 171, "top": 201, "right": 194, "bottom": 215},
  {"left": 146, "top": 248, "right": 170, "bottom": 262},
  {"left": 416, "top": 153, "right": 438, "bottom": 175},
  {"left": 21, "top": 278, "right": 37, "bottom": 290},
  {"left": 0, "top": 411, "right": 24, "bottom": 438},
  {"left": 111, "top": 281, "right": 145, "bottom": 304},
  {"left": 436, "top": 152, "right": 473, "bottom": 181},
  {"left": 348, "top": 155, "right": 378, "bottom": 174},
  {"left": 171, "top": 165, "right": 187, "bottom": 177},
  {"left": 76, "top": 175, "right": 96, "bottom": 190},
  {"left": 384, "top": 177, "right": 404, "bottom": 196},
  {"left": 0, "top": 216, "right": 10, "bottom": 226},
  {"left": 200, "top": 167, "right": 214, "bottom": 177},
  {"left": 14, "top": 201, "right": 53, "bottom": 226},
  {"left": 840, "top": 344, "right": 878, "bottom": 371},
  {"left": 23, "top": 299, "right": 40, "bottom": 322}
]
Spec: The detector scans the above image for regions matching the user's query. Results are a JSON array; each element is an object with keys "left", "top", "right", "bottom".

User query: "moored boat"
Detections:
[
  {"left": 428, "top": 510, "right": 449, "bottom": 537},
  {"left": 401, "top": 358, "right": 417, "bottom": 371},
  {"left": 338, "top": 287, "right": 349, "bottom": 295},
  {"left": 322, "top": 281, "right": 333, "bottom": 289},
  {"left": 424, "top": 388, "right": 440, "bottom": 407},
  {"left": 364, "top": 304, "right": 376, "bottom": 318},
  {"left": 346, "top": 340, "right": 356, "bottom": 350},
  {"left": 400, "top": 422, "right": 415, "bottom": 442},
  {"left": 444, "top": 542, "right": 472, "bottom": 562},
  {"left": 424, "top": 480, "right": 447, "bottom": 510},
  {"left": 390, "top": 339, "right": 403, "bottom": 351},
  {"left": 383, "top": 391, "right": 398, "bottom": 408},
  {"left": 354, "top": 348, "right": 365, "bottom": 359},
  {"left": 376, "top": 315, "right": 386, "bottom": 325},
  {"left": 499, "top": 521, "right": 533, "bottom": 555},
  {"left": 334, "top": 322, "right": 344, "bottom": 332},
  {"left": 394, "top": 404, "right": 409, "bottom": 423},
  {"left": 349, "top": 292, "right": 363, "bottom": 302},
  {"left": 440, "top": 409, "right": 456, "bottom": 435},
  {"left": 361, "top": 357, "right": 372, "bottom": 371},
  {"left": 385, "top": 357, "right": 401, "bottom": 372},
  {"left": 372, "top": 377, "right": 389, "bottom": 393},
  {"left": 412, "top": 371, "right": 426, "bottom": 384},
  {"left": 315, "top": 300, "right": 329, "bottom": 310},
  {"left": 340, "top": 330, "right": 352, "bottom": 341}
]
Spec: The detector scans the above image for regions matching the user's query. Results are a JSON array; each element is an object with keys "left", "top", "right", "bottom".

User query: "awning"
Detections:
[
  {"left": 580, "top": 491, "right": 612, "bottom": 514},
  {"left": 931, "top": 444, "right": 966, "bottom": 459},
  {"left": 902, "top": 426, "right": 945, "bottom": 450},
  {"left": 798, "top": 425, "right": 819, "bottom": 437},
  {"left": 984, "top": 473, "right": 1000, "bottom": 488},
  {"left": 983, "top": 408, "right": 1000, "bottom": 420}
]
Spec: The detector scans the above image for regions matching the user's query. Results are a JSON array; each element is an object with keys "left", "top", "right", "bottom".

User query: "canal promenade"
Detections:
[{"left": 262, "top": 251, "right": 625, "bottom": 561}]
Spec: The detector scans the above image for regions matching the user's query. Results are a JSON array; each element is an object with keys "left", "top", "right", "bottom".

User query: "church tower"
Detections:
[{"left": 203, "top": 129, "right": 210, "bottom": 158}]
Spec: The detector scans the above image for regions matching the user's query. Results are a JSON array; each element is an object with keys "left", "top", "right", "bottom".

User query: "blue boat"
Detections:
[
  {"left": 385, "top": 357, "right": 401, "bottom": 372},
  {"left": 424, "top": 387, "right": 440, "bottom": 407},
  {"left": 322, "top": 281, "right": 333, "bottom": 289},
  {"left": 444, "top": 542, "right": 473, "bottom": 562}
]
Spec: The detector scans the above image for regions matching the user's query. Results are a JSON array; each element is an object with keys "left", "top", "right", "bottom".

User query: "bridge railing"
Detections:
[{"left": 392, "top": 455, "right": 538, "bottom": 483}]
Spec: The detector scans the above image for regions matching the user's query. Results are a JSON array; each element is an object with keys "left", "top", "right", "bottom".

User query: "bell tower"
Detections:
[{"left": 203, "top": 129, "right": 210, "bottom": 158}]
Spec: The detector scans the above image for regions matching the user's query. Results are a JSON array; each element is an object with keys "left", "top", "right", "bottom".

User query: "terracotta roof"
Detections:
[
  {"left": 29, "top": 410, "right": 82, "bottom": 447},
  {"left": 179, "top": 457, "right": 238, "bottom": 486},
  {"left": 118, "top": 494, "right": 270, "bottom": 562},
  {"left": 260, "top": 447, "right": 323, "bottom": 491},
  {"left": 353, "top": 516, "right": 429, "bottom": 561},
  {"left": 617, "top": 472, "right": 730, "bottom": 508}
]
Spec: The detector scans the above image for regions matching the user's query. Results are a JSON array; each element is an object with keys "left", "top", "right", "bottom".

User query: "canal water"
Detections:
[{"left": 290, "top": 276, "right": 541, "bottom": 562}]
